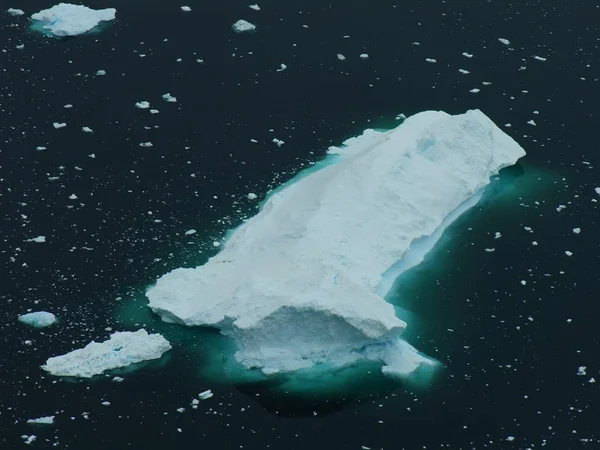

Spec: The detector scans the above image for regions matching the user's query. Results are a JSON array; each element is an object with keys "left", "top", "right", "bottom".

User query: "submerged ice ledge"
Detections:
[{"left": 147, "top": 110, "right": 526, "bottom": 378}]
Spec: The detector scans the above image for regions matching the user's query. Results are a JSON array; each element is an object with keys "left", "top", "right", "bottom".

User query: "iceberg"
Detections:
[
  {"left": 147, "top": 110, "right": 526, "bottom": 378},
  {"left": 31, "top": 3, "right": 116, "bottom": 37},
  {"left": 18, "top": 311, "right": 57, "bottom": 328},
  {"left": 42, "top": 329, "right": 171, "bottom": 378}
]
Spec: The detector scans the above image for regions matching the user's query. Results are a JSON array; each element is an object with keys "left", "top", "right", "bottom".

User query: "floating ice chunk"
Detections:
[
  {"left": 425, "top": 58, "right": 437, "bottom": 63},
  {"left": 595, "top": 187, "right": 600, "bottom": 196},
  {"left": 68, "top": 194, "right": 78, "bottom": 199},
  {"left": 27, "top": 416, "right": 55, "bottom": 425},
  {"left": 498, "top": 38, "right": 510, "bottom": 45},
  {"left": 31, "top": 4, "right": 116, "bottom": 37},
  {"left": 64, "top": 104, "right": 73, "bottom": 109},
  {"left": 247, "top": 193, "right": 258, "bottom": 200},
  {"left": 18, "top": 311, "right": 57, "bottom": 328},
  {"left": 96, "top": 69, "right": 106, "bottom": 76},
  {"left": 162, "top": 93, "right": 177, "bottom": 103},
  {"left": 36, "top": 146, "right": 47, "bottom": 151},
  {"left": 359, "top": 53, "right": 369, "bottom": 59},
  {"left": 337, "top": 53, "right": 346, "bottom": 61},
  {"left": 112, "top": 376, "right": 124, "bottom": 382},
  {"left": 573, "top": 228, "right": 581, "bottom": 234},
  {"left": 82, "top": 126, "right": 93, "bottom": 133},
  {"left": 199, "top": 390, "right": 213, "bottom": 400},
  {"left": 469, "top": 88, "right": 480, "bottom": 93},
  {"left": 527, "top": 120, "right": 536, "bottom": 126},
  {"left": 23, "top": 435, "right": 36, "bottom": 445},
  {"left": 139, "top": 142, "right": 153, "bottom": 148},
  {"left": 249, "top": 4, "right": 260, "bottom": 11},
  {"left": 233, "top": 19, "right": 256, "bottom": 32},
  {"left": 272, "top": 138, "right": 285, "bottom": 147},
  {"left": 565, "top": 250, "right": 573, "bottom": 256},
  {"left": 577, "top": 366, "right": 587, "bottom": 376},
  {"left": 25, "top": 236, "right": 46, "bottom": 243},
  {"left": 185, "top": 229, "right": 197, "bottom": 235},
  {"left": 181, "top": 6, "right": 191, "bottom": 12},
  {"left": 462, "top": 52, "right": 473, "bottom": 58},
  {"left": 458, "top": 69, "right": 470, "bottom": 74},
  {"left": 150, "top": 109, "right": 159, "bottom": 114},
  {"left": 53, "top": 122, "right": 66, "bottom": 129},
  {"left": 533, "top": 55, "right": 547, "bottom": 61},
  {"left": 276, "top": 64, "right": 287, "bottom": 72},
  {"left": 42, "top": 329, "right": 171, "bottom": 378},
  {"left": 147, "top": 110, "right": 526, "bottom": 378},
  {"left": 7, "top": 8, "right": 25, "bottom": 16},
  {"left": 135, "top": 101, "right": 150, "bottom": 109}
]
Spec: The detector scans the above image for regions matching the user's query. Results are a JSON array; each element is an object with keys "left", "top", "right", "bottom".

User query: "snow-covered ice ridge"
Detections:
[
  {"left": 147, "top": 110, "right": 526, "bottom": 378},
  {"left": 31, "top": 3, "right": 116, "bottom": 37},
  {"left": 42, "top": 329, "right": 171, "bottom": 378}
]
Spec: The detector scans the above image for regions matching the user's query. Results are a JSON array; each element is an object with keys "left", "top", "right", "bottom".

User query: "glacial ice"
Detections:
[
  {"left": 42, "top": 329, "right": 171, "bottom": 378},
  {"left": 146, "top": 110, "right": 526, "bottom": 379},
  {"left": 31, "top": 3, "right": 116, "bottom": 37},
  {"left": 18, "top": 311, "right": 57, "bottom": 328}
]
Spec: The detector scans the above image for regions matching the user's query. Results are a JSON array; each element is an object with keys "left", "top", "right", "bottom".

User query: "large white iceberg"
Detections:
[
  {"left": 42, "top": 329, "right": 171, "bottom": 378},
  {"left": 31, "top": 3, "right": 116, "bottom": 37},
  {"left": 147, "top": 110, "right": 526, "bottom": 378},
  {"left": 18, "top": 311, "right": 57, "bottom": 328}
]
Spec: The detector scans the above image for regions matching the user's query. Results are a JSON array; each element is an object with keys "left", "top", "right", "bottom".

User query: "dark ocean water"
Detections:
[{"left": 2, "top": 0, "right": 600, "bottom": 448}]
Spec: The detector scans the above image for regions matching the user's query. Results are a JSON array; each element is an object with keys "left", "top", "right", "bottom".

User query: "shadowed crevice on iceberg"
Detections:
[{"left": 146, "top": 109, "right": 527, "bottom": 384}]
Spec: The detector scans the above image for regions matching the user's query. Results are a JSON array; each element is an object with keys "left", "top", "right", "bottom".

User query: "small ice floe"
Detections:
[
  {"left": 494, "top": 232, "right": 502, "bottom": 239},
  {"left": 7, "top": 8, "right": 25, "bottom": 16},
  {"left": 247, "top": 193, "right": 258, "bottom": 200},
  {"left": 425, "top": 58, "right": 437, "bottom": 63},
  {"left": 64, "top": 104, "right": 73, "bottom": 109},
  {"left": 272, "top": 138, "right": 284, "bottom": 147},
  {"left": 276, "top": 63, "right": 287, "bottom": 72},
  {"left": 458, "top": 69, "right": 470, "bottom": 74},
  {"left": 359, "top": 53, "right": 369, "bottom": 59},
  {"left": 527, "top": 120, "right": 536, "bottom": 126},
  {"left": 484, "top": 248, "right": 495, "bottom": 253},
  {"left": 337, "top": 53, "right": 346, "bottom": 61},
  {"left": 82, "top": 126, "right": 93, "bottom": 133},
  {"left": 18, "top": 311, "right": 57, "bottom": 328},
  {"left": 181, "top": 6, "right": 191, "bottom": 12},
  {"left": 533, "top": 55, "right": 547, "bottom": 61},
  {"left": 96, "top": 69, "right": 106, "bottom": 76},
  {"left": 249, "top": 4, "right": 260, "bottom": 10},
  {"left": 25, "top": 236, "right": 46, "bottom": 243},
  {"left": 150, "top": 109, "right": 159, "bottom": 114},
  {"left": 462, "top": 52, "right": 473, "bottom": 58},
  {"left": 69, "top": 194, "right": 78, "bottom": 199},
  {"left": 565, "top": 250, "right": 573, "bottom": 256},
  {"left": 27, "top": 416, "right": 55, "bottom": 425},
  {"left": 595, "top": 187, "right": 600, "bottom": 196},
  {"left": 498, "top": 38, "right": 510, "bottom": 45},
  {"left": 162, "top": 93, "right": 177, "bottom": 103},
  {"left": 233, "top": 19, "right": 256, "bottom": 32},
  {"left": 139, "top": 142, "right": 153, "bottom": 148},
  {"left": 573, "top": 228, "right": 581, "bottom": 234},
  {"left": 184, "top": 229, "right": 197, "bottom": 236},
  {"left": 578, "top": 366, "right": 587, "bottom": 376},
  {"left": 199, "top": 390, "right": 213, "bottom": 400},
  {"left": 36, "top": 146, "right": 47, "bottom": 151},
  {"left": 42, "top": 329, "right": 172, "bottom": 378},
  {"left": 53, "top": 122, "right": 66, "bottom": 129},
  {"left": 469, "top": 88, "right": 480, "bottom": 93},
  {"left": 135, "top": 101, "right": 150, "bottom": 109},
  {"left": 22, "top": 435, "right": 36, "bottom": 445}
]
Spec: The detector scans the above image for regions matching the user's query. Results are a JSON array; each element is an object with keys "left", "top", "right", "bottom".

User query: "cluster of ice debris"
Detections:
[{"left": 147, "top": 109, "right": 526, "bottom": 378}]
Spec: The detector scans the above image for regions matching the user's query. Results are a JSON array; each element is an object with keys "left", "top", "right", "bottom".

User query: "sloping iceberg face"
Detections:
[
  {"left": 147, "top": 110, "right": 526, "bottom": 378},
  {"left": 42, "top": 329, "right": 171, "bottom": 378},
  {"left": 18, "top": 311, "right": 57, "bottom": 328},
  {"left": 31, "top": 3, "right": 116, "bottom": 37}
]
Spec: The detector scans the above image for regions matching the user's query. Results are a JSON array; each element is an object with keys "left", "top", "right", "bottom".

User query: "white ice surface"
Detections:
[
  {"left": 31, "top": 3, "right": 116, "bottom": 37},
  {"left": 232, "top": 19, "right": 256, "bottom": 32},
  {"left": 42, "top": 329, "right": 171, "bottom": 378},
  {"left": 147, "top": 109, "right": 526, "bottom": 378},
  {"left": 27, "top": 416, "right": 55, "bottom": 425},
  {"left": 18, "top": 311, "right": 57, "bottom": 328}
]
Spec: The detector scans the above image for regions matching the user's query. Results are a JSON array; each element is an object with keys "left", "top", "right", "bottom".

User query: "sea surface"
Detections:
[{"left": 1, "top": 0, "right": 600, "bottom": 449}]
